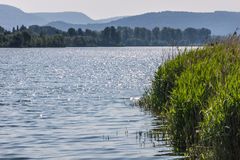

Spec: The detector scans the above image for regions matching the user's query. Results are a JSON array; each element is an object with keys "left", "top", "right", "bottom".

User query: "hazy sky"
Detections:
[{"left": 0, "top": 0, "right": 240, "bottom": 19}]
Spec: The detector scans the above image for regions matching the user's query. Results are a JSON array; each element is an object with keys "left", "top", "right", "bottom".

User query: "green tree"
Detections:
[
  {"left": 68, "top": 28, "right": 77, "bottom": 37},
  {"left": 152, "top": 27, "right": 161, "bottom": 41},
  {"left": 183, "top": 28, "right": 198, "bottom": 44},
  {"left": 77, "top": 28, "right": 84, "bottom": 36},
  {"left": 9, "top": 33, "right": 24, "bottom": 47},
  {"left": 22, "top": 31, "right": 31, "bottom": 46},
  {"left": 117, "top": 27, "right": 134, "bottom": 45},
  {"left": 20, "top": 25, "right": 27, "bottom": 31},
  {"left": 101, "top": 26, "right": 120, "bottom": 46}
]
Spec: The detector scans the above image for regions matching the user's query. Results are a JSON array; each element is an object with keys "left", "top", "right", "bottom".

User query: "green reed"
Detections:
[{"left": 139, "top": 36, "right": 240, "bottom": 159}]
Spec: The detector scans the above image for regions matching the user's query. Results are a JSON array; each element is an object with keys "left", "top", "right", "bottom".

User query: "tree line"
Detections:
[{"left": 0, "top": 25, "right": 211, "bottom": 47}]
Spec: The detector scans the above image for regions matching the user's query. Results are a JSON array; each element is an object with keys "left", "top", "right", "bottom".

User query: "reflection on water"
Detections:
[{"left": 0, "top": 47, "right": 183, "bottom": 159}]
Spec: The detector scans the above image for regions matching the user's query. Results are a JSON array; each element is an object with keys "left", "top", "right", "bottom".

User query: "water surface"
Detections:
[{"left": 0, "top": 47, "right": 181, "bottom": 159}]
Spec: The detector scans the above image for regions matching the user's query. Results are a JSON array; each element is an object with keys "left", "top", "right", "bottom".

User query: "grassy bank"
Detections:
[{"left": 139, "top": 36, "right": 240, "bottom": 159}]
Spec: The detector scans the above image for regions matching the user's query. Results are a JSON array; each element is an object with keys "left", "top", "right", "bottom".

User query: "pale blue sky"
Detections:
[{"left": 0, "top": 0, "right": 240, "bottom": 19}]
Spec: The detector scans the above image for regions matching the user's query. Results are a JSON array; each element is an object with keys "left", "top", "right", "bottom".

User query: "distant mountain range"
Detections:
[
  {"left": 48, "top": 11, "right": 240, "bottom": 35},
  {"left": 0, "top": 4, "right": 46, "bottom": 29},
  {"left": 32, "top": 13, "right": 125, "bottom": 25},
  {"left": 1, "top": 4, "right": 240, "bottom": 35},
  {"left": 33, "top": 12, "right": 95, "bottom": 24},
  {"left": 0, "top": 4, "right": 124, "bottom": 28}
]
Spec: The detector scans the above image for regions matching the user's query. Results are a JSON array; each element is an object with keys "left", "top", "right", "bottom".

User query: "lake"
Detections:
[{"left": 0, "top": 47, "right": 182, "bottom": 159}]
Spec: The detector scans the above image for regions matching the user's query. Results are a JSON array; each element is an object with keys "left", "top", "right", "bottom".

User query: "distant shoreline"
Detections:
[
  {"left": 0, "top": 45, "right": 203, "bottom": 49},
  {"left": 0, "top": 25, "right": 211, "bottom": 48}
]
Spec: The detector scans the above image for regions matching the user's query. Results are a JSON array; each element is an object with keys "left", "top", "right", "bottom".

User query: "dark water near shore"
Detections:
[{"left": 0, "top": 47, "right": 182, "bottom": 159}]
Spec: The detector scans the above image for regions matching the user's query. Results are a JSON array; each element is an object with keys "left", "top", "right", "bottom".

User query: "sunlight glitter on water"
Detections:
[{"left": 0, "top": 47, "right": 184, "bottom": 159}]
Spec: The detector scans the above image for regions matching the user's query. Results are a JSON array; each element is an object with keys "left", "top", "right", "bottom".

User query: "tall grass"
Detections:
[{"left": 139, "top": 36, "right": 240, "bottom": 159}]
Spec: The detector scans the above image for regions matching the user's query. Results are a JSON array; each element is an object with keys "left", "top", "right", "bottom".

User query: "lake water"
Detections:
[{"left": 0, "top": 47, "right": 182, "bottom": 160}]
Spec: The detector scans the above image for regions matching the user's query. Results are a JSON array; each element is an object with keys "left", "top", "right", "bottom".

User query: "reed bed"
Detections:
[{"left": 139, "top": 36, "right": 240, "bottom": 159}]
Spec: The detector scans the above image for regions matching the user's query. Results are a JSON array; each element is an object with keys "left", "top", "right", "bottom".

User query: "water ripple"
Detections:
[{"left": 0, "top": 47, "right": 183, "bottom": 159}]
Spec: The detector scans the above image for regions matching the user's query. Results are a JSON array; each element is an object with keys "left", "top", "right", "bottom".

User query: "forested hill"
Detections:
[
  {"left": 47, "top": 11, "right": 240, "bottom": 35},
  {"left": 0, "top": 25, "right": 211, "bottom": 47}
]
